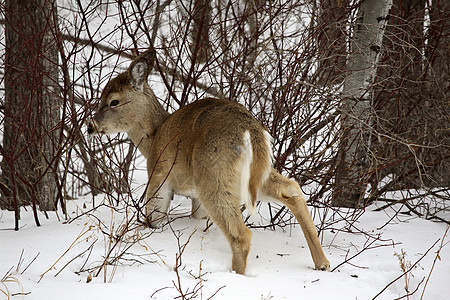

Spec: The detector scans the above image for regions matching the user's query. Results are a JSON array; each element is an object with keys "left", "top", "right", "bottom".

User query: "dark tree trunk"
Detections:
[
  {"left": 1, "top": 0, "right": 61, "bottom": 223},
  {"left": 190, "top": 0, "right": 212, "bottom": 63},
  {"left": 316, "top": 0, "right": 349, "bottom": 86},
  {"left": 370, "top": 0, "right": 449, "bottom": 192}
]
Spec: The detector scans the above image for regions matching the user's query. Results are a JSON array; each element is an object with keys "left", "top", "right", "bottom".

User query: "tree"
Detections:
[
  {"left": 1, "top": 0, "right": 61, "bottom": 228},
  {"left": 316, "top": 0, "right": 349, "bottom": 86},
  {"left": 333, "top": 0, "right": 393, "bottom": 207},
  {"left": 190, "top": 0, "right": 212, "bottom": 63},
  {"left": 369, "top": 0, "right": 449, "bottom": 195}
]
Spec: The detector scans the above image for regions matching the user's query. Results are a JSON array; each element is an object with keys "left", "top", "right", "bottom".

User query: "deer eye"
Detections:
[{"left": 110, "top": 100, "right": 120, "bottom": 107}]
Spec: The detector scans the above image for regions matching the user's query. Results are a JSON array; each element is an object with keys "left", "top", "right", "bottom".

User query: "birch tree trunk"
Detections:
[{"left": 333, "top": 0, "right": 392, "bottom": 207}]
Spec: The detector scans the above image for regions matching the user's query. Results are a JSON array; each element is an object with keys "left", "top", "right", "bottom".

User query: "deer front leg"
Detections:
[
  {"left": 145, "top": 180, "right": 173, "bottom": 228},
  {"left": 191, "top": 198, "right": 208, "bottom": 219}
]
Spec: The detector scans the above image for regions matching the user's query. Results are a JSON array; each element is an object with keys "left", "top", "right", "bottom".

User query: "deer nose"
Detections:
[{"left": 87, "top": 122, "right": 94, "bottom": 134}]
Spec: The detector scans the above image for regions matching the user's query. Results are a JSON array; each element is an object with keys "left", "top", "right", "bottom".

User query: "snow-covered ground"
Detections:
[{"left": 1, "top": 189, "right": 448, "bottom": 299}]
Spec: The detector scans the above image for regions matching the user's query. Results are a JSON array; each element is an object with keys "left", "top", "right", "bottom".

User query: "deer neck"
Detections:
[{"left": 127, "top": 88, "right": 169, "bottom": 159}]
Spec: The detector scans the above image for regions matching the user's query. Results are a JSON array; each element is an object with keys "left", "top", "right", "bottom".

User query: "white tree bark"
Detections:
[{"left": 334, "top": 0, "right": 393, "bottom": 207}]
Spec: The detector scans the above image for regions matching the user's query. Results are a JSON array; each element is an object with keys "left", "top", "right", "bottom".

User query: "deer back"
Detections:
[{"left": 150, "top": 98, "right": 273, "bottom": 208}]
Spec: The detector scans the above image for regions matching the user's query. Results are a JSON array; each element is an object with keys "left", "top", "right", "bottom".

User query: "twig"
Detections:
[
  {"left": 1, "top": 267, "right": 14, "bottom": 282},
  {"left": 39, "top": 223, "right": 94, "bottom": 282},
  {"left": 372, "top": 239, "right": 440, "bottom": 299},
  {"left": 151, "top": 286, "right": 173, "bottom": 299},
  {"left": 15, "top": 250, "right": 24, "bottom": 273},
  {"left": 20, "top": 252, "right": 40, "bottom": 275},
  {"left": 206, "top": 285, "right": 226, "bottom": 300},
  {"left": 331, "top": 236, "right": 399, "bottom": 272},
  {"left": 419, "top": 225, "right": 449, "bottom": 299},
  {"left": 11, "top": 292, "right": 32, "bottom": 296},
  {"left": 55, "top": 240, "right": 97, "bottom": 277},
  {"left": 394, "top": 276, "right": 425, "bottom": 300}
]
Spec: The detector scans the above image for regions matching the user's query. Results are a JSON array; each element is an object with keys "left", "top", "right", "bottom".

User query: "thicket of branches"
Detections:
[{"left": 0, "top": 0, "right": 448, "bottom": 232}]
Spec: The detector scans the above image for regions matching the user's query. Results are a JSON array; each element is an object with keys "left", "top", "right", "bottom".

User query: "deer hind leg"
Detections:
[
  {"left": 200, "top": 190, "right": 252, "bottom": 274},
  {"left": 262, "top": 169, "right": 330, "bottom": 271}
]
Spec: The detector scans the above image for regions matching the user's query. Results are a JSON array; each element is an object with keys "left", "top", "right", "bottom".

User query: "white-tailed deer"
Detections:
[{"left": 88, "top": 50, "right": 330, "bottom": 274}]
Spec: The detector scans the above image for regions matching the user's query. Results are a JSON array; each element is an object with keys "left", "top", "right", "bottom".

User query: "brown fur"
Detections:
[{"left": 88, "top": 50, "right": 330, "bottom": 274}]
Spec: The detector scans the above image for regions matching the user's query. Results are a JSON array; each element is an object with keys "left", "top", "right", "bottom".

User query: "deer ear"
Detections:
[
  {"left": 129, "top": 58, "right": 149, "bottom": 91},
  {"left": 128, "top": 50, "right": 156, "bottom": 91}
]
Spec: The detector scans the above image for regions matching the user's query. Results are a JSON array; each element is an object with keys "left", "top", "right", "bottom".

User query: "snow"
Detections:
[{"left": 1, "top": 186, "right": 449, "bottom": 299}]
